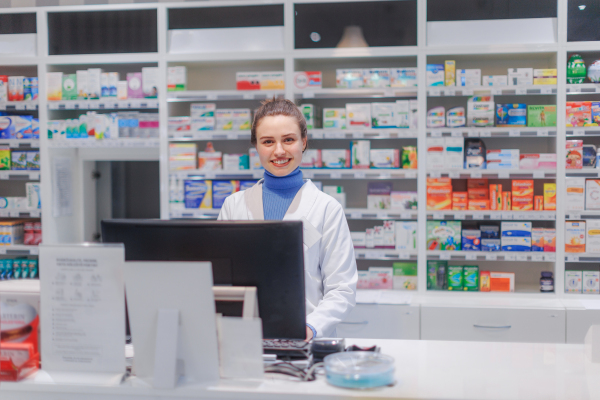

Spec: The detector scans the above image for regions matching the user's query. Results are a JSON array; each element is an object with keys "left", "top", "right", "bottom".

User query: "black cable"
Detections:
[{"left": 264, "top": 361, "right": 324, "bottom": 382}]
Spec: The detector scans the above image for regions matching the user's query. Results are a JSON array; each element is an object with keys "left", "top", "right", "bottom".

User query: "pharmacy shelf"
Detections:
[
  {"left": 170, "top": 169, "right": 418, "bottom": 180},
  {"left": 566, "top": 127, "right": 600, "bottom": 137},
  {"left": 48, "top": 138, "right": 159, "bottom": 148},
  {"left": 0, "top": 245, "right": 39, "bottom": 255},
  {"left": 170, "top": 208, "right": 219, "bottom": 219},
  {"left": 427, "top": 250, "right": 556, "bottom": 262},
  {"left": 426, "top": 284, "right": 553, "bottom": 296},
  {"left": 566, "top": 211, "right": 600, "bottom": 219},
  {"left": 48, "top": 99, "right": 159, "bottom": 110},
  {"left": 169, "top": 131, "right": 250, "bottom": 141},
  {"left": 0, "top": 100, "right": 38, "bottom": 111},
  {"left": 427, "top": 127, "right": 556, "bottom": 138},
  {"left": 344, "top": 208, "right": 417, "bottom": 220},
  {"left": 354, "top": 249, "right": 418, "bottom": 261},
  {"left": 0, "top": 171, "right": 40, "bottom": 181},
  {"left": 294, "top": 87, "right": 417, "bottom": 99},
  {"left": 0, "top": 209, "right": 40, "bottom": 218},
  {"left": 566, "top": 254, "right": 600, "bottom": 263},
  {"left": 427, "top": 85, "right": 556, "bottom": 97},
  {"left": 167, "top": 90, "right": 285, "bottom": 102},
  {"left": 309, "top": 129, "right": 418, "bottom": 139},
  {"left": 0, "top": 140, "right": 39, "bottom": 148},
  {"left": 427, "top": 210, "right": 556, "bottom": 221},
  {"left": 427, "top": 169, "right": 556, "bottom": 179},
  {"left": 565, "top": 170, "right": 600, "bottom": 178},
  {"left": 566, "top": 84, "right": 600, "bottom": 94}
]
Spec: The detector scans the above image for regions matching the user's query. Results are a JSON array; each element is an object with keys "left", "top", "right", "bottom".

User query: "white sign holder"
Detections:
[{"left": 38, "top": 243, "right": 127, "bottom": 385}]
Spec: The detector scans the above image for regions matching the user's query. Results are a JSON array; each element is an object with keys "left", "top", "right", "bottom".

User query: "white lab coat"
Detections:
[{"left": 218, "top": 179, "right": 357, "bottom": 338}]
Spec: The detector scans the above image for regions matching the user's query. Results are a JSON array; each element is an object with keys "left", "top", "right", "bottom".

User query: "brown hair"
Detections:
[{"left": 251, "top": 97, "right": 308, "bottom": 151}]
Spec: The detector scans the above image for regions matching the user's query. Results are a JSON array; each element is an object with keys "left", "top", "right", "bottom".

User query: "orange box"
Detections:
[
  {"left": 512, "top": 198, "right": 533, "bottom": 211},
  {"left": 427, "top": 185, "right": 452, "bottom": 210},
  {"left": 468, "top": 188, "right": 489, "bottom": 200},
  {"left": 480, "top": 271, "right": 491, "bottom": 292},
  {"left": 502, "top": 192, "right": 512, "bottom": 210},
  {"left": 452, "top": 202, "right": 468, "bottom": 210},
  {"left": 512, "top": 180, "right": 534, "bottom": 198},
  {"left": 534, "top": 196, "right": 544, "bottom": 210},
  {"left": 468, "top": 199, "right": 489, "bottom": 210},
  {"left": 427, "top": 177, "right": 452, "bottom": 186},
  {"left": 490, "top": 272, "right": 515, "bottom": 292},
  {"left": 489, "top": 184, "right": 502, "bottom": 211},
  {"left": 467, "top": 179, "right": 489, "bottom": 189},
  {"left": 452, "top": 192, "right": 468, "bottom": 202}
]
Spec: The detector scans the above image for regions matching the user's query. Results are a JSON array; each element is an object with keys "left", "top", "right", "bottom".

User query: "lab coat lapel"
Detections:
[
  {"left": 244, "top": 179, "right": 264, "bottom": 220},
  {"left": 284, "top": 180, "right": 322, "bottom": 249}
]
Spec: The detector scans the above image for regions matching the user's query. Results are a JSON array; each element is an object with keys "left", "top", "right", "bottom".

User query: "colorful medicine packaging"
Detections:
[
  {"left": 321, "top": 149, "right": 350, "bottom": 168},
  {"left": 212, "top": 180, "right": 239, "bottom": 209},
  {"left": 486, "top": 149, "right": 519, "bottom": 170},
  {"left": 496, "top": 103, "right": 526, "bottom": 127},
  {"left": 512, "top": 180, "right": 534, "bottom": 211},
  {"left": 586, "top": 179, "right": 600, "bottom": 209},
  {"left": 184, "top": 179, "right": 212, "bottom": 208},
  {"left": 346, "top": 103, "right": 371, "bottom": 128},
  {"left": 565, "top": 271, "right": 582, "bottom": 293},
  {"left": 371, "top": 103, "right": 396, "bottom": 128},
  {"left": 446, "top": 107, "right": 466, "bottom": 128},
  {"left": 444, "top": 137, "right": 464, "bottom": 169},
  {"left": 527, "top": 105, "right": 556, "bottom": 127},
  {"left": 369, "top": 266, "right": 393, "bottom": 289},
  {"left": 427, "top": 177, "right": 452, "bottom": 210},
  {"left": 426, "top": 220, "right": 461, "bottom": 250},
  {"left": 370, "top": 149, "right": 400, "bottom": 168},
  {"left": 336, "top": 69, "right": 363, "bottom": 89},
  {"left": 566, "top": 101, "right": 592, "bottom": 127},
  {"left": 427, "top": 106, "right": 445, "bottom": 128},
  {"left": 490, "top": 272, "right": 515, "bottom": 292},
  {"left": 566, "top": 178, "right": 585, "bottom": 210},
  {"left": 508, "top": 68, "right": 533, "bottom": 86},
  {"left": 447, "top": 266, "right": 463, "bottom": 290},
  {"left": 463, "top": 266, "right": 479, "bottom": 291},
  {"left": 583, "top": 271, "right": 600, "bottom": 294},
  {"left": 566, "top": 221, "right": 586, "bottom": 253},
  {"left": 444, "top": 61, "right": 455, "bottom": 86},
  {"left": 456, "top": 69, "right": 481, "bottom": 86},
  {"left": 323, "top": 108, "right": 346, "bottom": 129},
  {"left": 482, "top": 75, "right": 508, "bottom": 86},
  {"left": 390, "top": 68, "right": 417, "bottom": 87},
  {"left": 462, "top": 230, "right": 481, "bottom": 251},
  {"left": 393, "top": 263, "right": 417, "bottom": 290},
  {"left": 426, "top": 64, "right": 445, "bottom": 86},
  {"left": 367, "top": 182, "right": 392, "bottom": 210},
  {"left": 363, "top": 69, "right": 390, "bottom": 88},
  {"left": 293, "top": 71, "right": 322, "bottom": 90},
  {"left": 395, "top": 221, "right": 417, "bottom": 251},
  {"left": 260, "top": 72, "right": 285, "bottom": 90},
  {"left": 236, "top": 72, "right": 261, "bottom": 90},
  {"left": 351, "top": 140, "right": 370, "bottom": 169}
]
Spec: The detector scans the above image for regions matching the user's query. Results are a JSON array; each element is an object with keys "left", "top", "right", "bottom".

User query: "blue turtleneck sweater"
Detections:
[{"left": 262, "top": 167, "right": 304, "bottom": 220}]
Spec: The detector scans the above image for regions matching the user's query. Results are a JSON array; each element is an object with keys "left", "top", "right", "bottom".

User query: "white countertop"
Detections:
[{"left": 3, "top": 338, "right": 600, "bottom": 400}]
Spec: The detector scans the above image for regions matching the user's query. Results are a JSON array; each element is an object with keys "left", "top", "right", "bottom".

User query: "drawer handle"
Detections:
[
  {"left": 339, "top": 321, "right": 369, "bottom": 325},
  {"left": 473, "top": 324, "right": 512, "bottom": 329}
]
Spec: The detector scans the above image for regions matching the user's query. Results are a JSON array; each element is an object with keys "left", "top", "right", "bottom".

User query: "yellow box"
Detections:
[
  {"left": 534, "top": 77, "right": 557, "bottom": 85},
  {"left": 544, "top": 183, "right": 556, "bottom": 210},
  {"left": 445, "top": 61, "right": 455, "bottom": 86}
]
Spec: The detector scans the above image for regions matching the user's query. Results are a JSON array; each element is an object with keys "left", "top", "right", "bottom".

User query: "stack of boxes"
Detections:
[
  {"left": 351, "top": 220, "right": 417, "bottom": 252},
  {"left": 0, "top": 76, "right": 38, "bottom": 101},
  {"left": 357, "top": 263, "right": 417, "bottom": 291}
]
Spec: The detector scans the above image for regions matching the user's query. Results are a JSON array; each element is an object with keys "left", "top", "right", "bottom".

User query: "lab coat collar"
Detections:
[{"left": 243, "top": 179, "right": 319, "bottom": 221}]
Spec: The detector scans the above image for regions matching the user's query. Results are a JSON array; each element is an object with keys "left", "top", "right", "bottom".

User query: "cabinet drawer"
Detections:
[
  {"left": 567, "top": 310, "right": 600, "bottom": 344},
  {"left": 337, "top": 304, "right": 419, "bottom": 340},
  {"left": 421, "top": 306, "right": 565, "bottom": 343}
]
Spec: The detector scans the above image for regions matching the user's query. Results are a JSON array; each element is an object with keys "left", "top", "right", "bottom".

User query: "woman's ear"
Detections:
[{"left": 302, "top": 137, "right": 308, "bottom": 153}]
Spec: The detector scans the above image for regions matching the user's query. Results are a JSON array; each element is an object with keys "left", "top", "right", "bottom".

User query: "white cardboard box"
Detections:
[
  {"left": 587, "top": 180, "right": 600, "bottom": 210},
  {"left": 565, "top": 271, "right": 583, "bottom": 293},
  {"left": 566, "top": 178, "right": 585, "bottom": 211},
  {"left": 587, "top": 220, "right": 600, "bottom": 253},
  {"left": 583, "top": 271, "right": 600, "bottom": 294}
]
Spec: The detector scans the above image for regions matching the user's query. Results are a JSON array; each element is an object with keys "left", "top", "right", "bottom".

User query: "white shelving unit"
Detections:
[{"left": 0, "top": 0, "right": 596, "bottom": 304}]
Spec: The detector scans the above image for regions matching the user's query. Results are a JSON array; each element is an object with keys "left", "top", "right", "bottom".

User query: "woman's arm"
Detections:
[{"left": 306, "top": 203, "right": 358, "bottom": 337}]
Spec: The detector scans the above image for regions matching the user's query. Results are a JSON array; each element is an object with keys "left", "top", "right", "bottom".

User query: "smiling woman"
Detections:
[{"left": 218, "top": 98, "right": 357, "bottom": 341}]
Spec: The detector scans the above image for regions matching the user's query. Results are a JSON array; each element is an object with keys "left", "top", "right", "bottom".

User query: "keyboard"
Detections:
[{"left": 263, "top": 339, "right": 310, "bottom": 359}]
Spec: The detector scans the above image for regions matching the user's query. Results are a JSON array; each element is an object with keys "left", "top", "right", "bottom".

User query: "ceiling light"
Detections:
[{"left": 579, "top": 5, "right": 586, "bottom": 10}]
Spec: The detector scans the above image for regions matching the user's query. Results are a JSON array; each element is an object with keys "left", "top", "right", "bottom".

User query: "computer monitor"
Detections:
[{"left": 101, "top": 219, "right": 306, "bottom": 340}]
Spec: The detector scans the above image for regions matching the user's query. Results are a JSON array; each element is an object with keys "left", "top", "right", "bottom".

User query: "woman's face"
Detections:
[{"left": 255, "top": 115, "right": 306, "bottom": 177}]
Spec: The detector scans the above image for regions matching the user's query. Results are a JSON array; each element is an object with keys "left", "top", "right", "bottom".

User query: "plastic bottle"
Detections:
[{"left": 540, "top": 271, "right": 554, "bottom": 293}]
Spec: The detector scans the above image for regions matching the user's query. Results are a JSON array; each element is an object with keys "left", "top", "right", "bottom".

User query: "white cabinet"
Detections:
[
  {"left": 566, "top": 310, "right": 600, "bottom": 344},
  {"left": 421, "top": 306, "right": 565, "bottom": 343},
  {"left": 337, "top": 304, "right": 419, "bottom": 340}
]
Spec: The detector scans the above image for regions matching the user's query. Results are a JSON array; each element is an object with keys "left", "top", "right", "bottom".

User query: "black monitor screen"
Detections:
[{"left": 101, "top": 219, "right": 306, "bottom": 340}]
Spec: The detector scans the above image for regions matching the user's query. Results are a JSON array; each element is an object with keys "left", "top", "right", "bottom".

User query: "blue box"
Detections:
[
  {"left": 184, "top": 179, "right": 212, "bottom": 209},
  {"left": 462, "top": 230, "right": 481, "bottom": 251},
  {"left": 239, "top": 180, "right": 258, "bottom": 191},
  {"left": 501, "top": 236, "right": 532, "bottom": 251},
  {"left": 480, "top": 225, "right": 499, "bottom": 239},
  {"left": 212, "top": 180, "right": 240, "bottom": 209},
  {"left": 501, "top": 222, "right": 532, "bottom": 237},
  {"left": 496, "top": 103, "right": 526, "bottom": 127},
  {"left": 481, "top": 239, "right": 501, "bottom": 251}
]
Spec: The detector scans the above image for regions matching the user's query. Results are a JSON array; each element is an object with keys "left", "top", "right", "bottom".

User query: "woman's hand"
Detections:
[{"left": 306, "top": 326, "right": 314, "bottom": 341}]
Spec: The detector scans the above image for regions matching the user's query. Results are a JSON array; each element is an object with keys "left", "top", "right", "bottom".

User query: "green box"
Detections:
[
  {"left": 427, "top": 220, "right": 462, "bottom": 251},
  {"left": 447, "top": 266, "right": 463, "bottom": 291},
  {"left": 527, "top": 105, "right": 557, "bottom": 127},
  {"left": 0, "top": 147, "right": 11, "bottom": 170},
  {"left": 463, "top": 266, "right": 479, "bottom": 291},
  {"left": 427, "top": 260, "right": 448, "bottom": 290},
  {"left": 62, "top": 74, "right": 78, "bottom": 100},
  {"left": 393, "top": 262, "right": 417, "bottom": 290}
]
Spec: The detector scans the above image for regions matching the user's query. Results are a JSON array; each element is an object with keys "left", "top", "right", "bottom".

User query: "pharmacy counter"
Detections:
[{"left": 3, "top": 338, "right": 600, "bottom": 400}]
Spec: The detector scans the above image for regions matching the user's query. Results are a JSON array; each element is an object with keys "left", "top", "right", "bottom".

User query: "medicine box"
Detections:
[
  {"left": 566, "top": 178, "right": 585, "bottom": 210},
  {"left": 368, "top": 182, "right": 392, "bottom": 210},
  {"left": 216, "top": 110, "right": 234, "bottom": 130},
  {"left": 486, "top": 149, "right": 519, "bottom": 170},
  {"left": 566, "top": 140, "right": 584, "bottom": 167},
  {"left": 293, "top": 71, "right": 322, "bottom": 90},
  {"left": 391, "top": 191, "right": 417, "bottom": 210},
  {"left": 351, "top": 140, "right": 370, "bottom": 169},
  {"left": 191, "top": 117, "right": 215, "bottom": 131},
  {"left": 543, "top": 228, "right": 556, "bottom": 252},
  {"left": 236, "top": 72, "right": 261, "bottom": 90},
  {"left": 583, "top": 271, "right": 600, "bottom": 294},
  {"left": 371, "top": 103, "right": 395, "bottom": 128},
  {"left": 223, "top": 154, "right": 249, "bottom": 170},
  {"left": 565, "top": 271, "right": 582, "bottom": 293},
  {"left": 532, "top": 228, "right": 544, "bottom": 251},
  {"left": 446, "top": 107, "right": 466, "bottom": 128},
  {"left": 427, "top": 220, "right": 461, "bottom": 251},
  {"left": 351, "top": 232, "right": 366, "bottom": 248},
  {"left": 490, "top": 272, "right": 514, "bottom": 292},
  {"left": 512, "top": 180, "right": 534, "bottom": 211},
  {"left": 184, "top": 179, "right": 212, "bottom": 209},
  {"left": 366, "top": 229, "right": 374, "bottom": 248},
  {"left": 8, "top": 76, "right": 23, "bottom": 101},
  {"left": 321, "top": 149, "right": 350, "bottom": 168},
  {"left": 363, "top": 68, "right": 390, "bottom": 88},
  {"left": 142, "top": 67, "right": 158, "bottom": 98},
  {"left": 463, "top": 266, "right": 479, "bottom": 291},
  {"left": 444, "top": 137, "right": 464, "bottom": 169},
  {"left": 393, "top": 263, "right": 417, "bottom": 290},
  {"left": 583, "top": 144, "right": 596, "bottom": 167},
  {"left": 456, "top": 69, "right": 481, "bottom": 86},
  {"left": 212, "top": 180, "right": 240, "bottom": 209},
  {"left": 426, "top": 138, "right": 445, "bottom": 170},
  {"left": 346, "top": 103, "right": 371, "bottom": 129},
  {"left": 462, "top": 229, "right": 481, "bottom": 251},
  {"left": 427, "top": 260, "right": 447, "bottom": 290},
  {"left": 508, "top": 68, "right": 533, "bottom": 86},
  {"left": 100, "top": 73, "right": 109, "bottom": 97},
  {"left": 336, "top": 69, "right": 363, "bottom": 89},
  {"left": 402, "top": 146, "right": 417, "bottom": 169},
  {"left": 390, "top": 68, "right": 417, "bottom": 87},
  {"left": 482, "top": 75, "right": 508, "bottom": 86},
  {"left": 76, "top": 70, "right": 88, "bottom": 99},
  {"left": 527, "top": 105, "right": 557, "bottom": 127},
  {"left": 482, "top": 239, "right": 501, "bottom": 251},
  {"left": 301, "top": 149, "right": 322, "bottom": 168},
  {"left": 566, "top": 221, "right": 586, "bottom": 253},
  {"left": 586, "top": 180, "right": 600, "bottom": 209},
  {"left": 167, "top": 66, "right": 187, "bottom": 91},
  {"left": 426, "top": 64, "right": 445, "bottom": 86},
  {"left": 370, "top": 149, "right": 400, "bottom": 168},
  {"left": 444, "top": 61, "right": 455, "bottom": 86},
  {"left": 46, "top": 72, "right": 62, "bottom": 100},
  {"left": 501, "top": 222, "right": 532, "bottom": 237},
  {"left": 533, "top": 69, "right": 557, "bottom": 85},
  {"left": 300, "top": 104, "right": 314, "bottom": 130},
  {"left": 357, "top": 270, "right": 369, "bottom": 289},
  {"left": 127, "top": 72, "right": 143, "bottom": 99},
  {"left": 427, "top": 106, "right": 445, "bottom": 128},
  {"left": 519, "top": 153, "right": 557, "bottom": 169},
  {"left": 587, "top": 220, "right": 600, "bottom": 253},
  {"left": 447, "top": 266, "right": 463, "bottom": 290},
  {"left": 260, "top": 72, "right": 285, "bottom": 90},
  {"left": 198, "top": 151, "right": 222, "bottom": 171},
  {"left": 0, "top": 76, "right": 6, "bottom": 101},
  {"left": 232, "top": 109, "right": 251, "bottom": 131},
  {"left": 369, "top": 266, "right": 393, "bottom": 289},
  {"left": 374, "top": 227, "right": 384, "bottom": 249},
  {"left": 395, "top": 221, "right": 417, "bottom": 251},
  {"left": 191, "top": 103, "right": 216, "bottom": 118},
  {"left": 323, "top": 108, "right": 346, "bottom": 129},
  {"left": 496, "top": 103, "right": 526, "bottom": 127},
  {"left": 427, "top": 182, "right": 452, "bottom": 211},
  {"left": 62, "top": 74, "right": 77, "bottom": 100},
  {"left": 566, "top": 101, "right": 592, "bottom": 127},
  {"left": 383, "top": 220, "right": 395, "bottom": 248},
  {"left": 117, "top": 81, "right": 127, "bottom": 100}
]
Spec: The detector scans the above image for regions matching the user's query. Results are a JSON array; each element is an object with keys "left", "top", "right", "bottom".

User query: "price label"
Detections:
[
  {"left": 0, "top": 210, "right": 8, "bottom": 217},
  {"left": 399, "top": 253, "right": 410, "bottom": 260},
  {"left": 30, "top": 247, "right": 39, "bottom": 255},
  {"left": 0, "top": 172, "right": 8, "bottom": 180},
  {"left": 505, "top": 254, "right": 516, "bottom": 261},
  {"left": 463, "top": 89, "right": 474, "bottom": 96},
  {"left": 509, "top": 130, "right": 520, "bottom": 137},
  {"left": 446, "top": 89, "right": 456, "bottom": 96},
  {"left": 303, "top": 91, "right": 315, "bottom": 99},
  {"left": 468, "top": 130, "right": 479, "bottom": 137},
  {"left": 517, "top": 254, "right": 528, "bottom": 261},
  {"left": 334, "top": 132, "right": 345, "bottom": 139},
  {"left": 532, "top": 254, "right": 544, "bottom": 262},
  {"left": 537, "top": 129, "right": 548, "bottom": 137},
  {"left": 405, "top": 171, "right": 417, "bottom": 179},
  {"left": 355, "top": 171, "right": 366, "bottom": 179},
  {"left": 566, "top": 255, "right": 579, "bottom": 262},
  {"left": 243, "top": 93, "right": 254, "bottom": 100},
  {"left": 31, "top": 210, "right": 40, "bottom": 218},
  {"left": 16, "top": 103, "right": 26, "bottom": 110},
  {"left": 570, "top": 213, "right": 582, "bottom": 220},
  {"left": 480, "top": 130, "right": 491, "bottom": 137},
  {"left": 401, "top": 212, "right": 412, "bottom": 220},
  {"left": 429, "top": 171, "right": 441, "bottom": 178},
  {"left": 9, "top": 210, "right": 19, "bottom": 217},
  {"left": 207, "top": 94, "right": 218, "bottom": 100},
  {"left": 573, "top": 129, "right": 585, "bottom": 136},
  {"left": 429, "top": 89, "right": 440, "bottom": 97},
  {"left": 440, "top": 253, "right": 451, "bottom": 260},
  {"left": 527, "top": 213, "right": 537, "bottom": 220},
  {"left": 353, "top": 132, "right": 364, "bottom": 139},
  {"left": 498, "top": 171, "right": 510, "bottom": 179},
  {"left": 541, "top": 87, "right": 553, "bottom": 94},
  {"left": 466, "top": 253, "right": 477, "bottom": 260},
  {"left": 502, "top": 212, "right": 513, "bottom": 220},
  {"left": 366, "top": 251, "right": 379, "bottom": 259},
  {"left": 533, "top": 171, "right": 545, "bottom": 179},
  {"left": 451, "top": 131, "right": 463, "bottom": 137},
  {"left": 380, "top": 172, "right": 391, "bottom": 179},
  {"left": 449, "top": 172, "right": 460, "bottom": 179},
  {"left": 516, "top": 88, "right": 527, "bottom": 95},
  {"left": 351, "top": 212, "right": 361, "bottom": 219},
  {"left": 491, "top": 213, "right": 502, "bottom": 220},
  {"left": 454, "top": 213, "right": 465, "bottom": 220},
  {"left": 485, "top": 254, "right": 497, "bottom": 261},
  {"left": 0, "top": 247, "right": 6, "bottom": 254},
  {"left": 379, "top": 131, "right": 391, "bottom": 139},
  {"left": 545, "top": 254, "right": 556, "bottom": 261},
  {"left": 311, "top": 131, "right": 323, "bottom": 139},
  {"left": 431, "top": 130, "right": 442, "bottom": 137},
  {"left": 377, "top": 212, "right": 388, "bottom": 219},
  {"left": 8, "top": 142, "right": 18, "bottom": 148},
  {"left": 331, "top": 171, "right": 342, "bottom": 179},
  {"left": 471, "top": 171, "right": 482, "bottom": 178},
  {"left": 227, "top": 133, "right": 237, "bottom": 140},
  {"left": 433, "top": 213, "right": 444, "bottom": 220}
]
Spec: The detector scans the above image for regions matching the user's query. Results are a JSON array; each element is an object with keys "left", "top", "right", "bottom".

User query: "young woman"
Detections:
[{"left": 218, "top": 98, "right": 357, "bottom": 340}]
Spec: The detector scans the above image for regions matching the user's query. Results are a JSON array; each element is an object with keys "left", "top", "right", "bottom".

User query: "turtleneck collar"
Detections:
[{"left": 263, "top": 167, "right": 304, "bottom": 190}]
